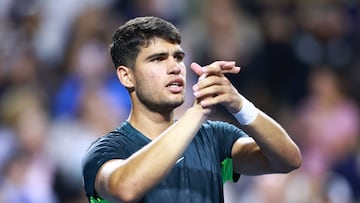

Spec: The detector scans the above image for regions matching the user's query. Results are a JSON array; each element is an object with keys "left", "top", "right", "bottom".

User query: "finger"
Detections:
[
  {"left": 194, "top": 86, "right": 223, "bottom": 99},
  {"left": 198, "top": 73, "right": 208, "bottom": 82},
  {"left": 199, "top": 96, "right": 217, "bottom": 108},
  {"left": 220, "top": 64, "right": 241, "bottom": 74},
  {"left": 205, "top": 61, "right": 241, "bottom": 74},
  {"left": 193, "top": 75, "right": 229, "bottom": 92},
  {"left": 191, "top": 61, "right": 241, "bottom": 76},
  {"left": 200, "top": 94, "right": 228, "bottom": 108},
  {"left": 190, "top": 62, "right": 206, "bottom": 76}
]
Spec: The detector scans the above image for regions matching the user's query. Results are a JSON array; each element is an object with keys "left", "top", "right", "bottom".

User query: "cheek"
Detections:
[
  {"left": 136, "top": 72, "right": 162, "bottom": 89},
  {"left": 145, "top": 71, "right": 164, "bottom": 86},
  {"left": 149, "top": 73, "right": 162, "bottom": 81}
]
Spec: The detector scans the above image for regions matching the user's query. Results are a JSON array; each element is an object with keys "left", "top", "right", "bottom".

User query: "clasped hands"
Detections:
[{"left": 190, "top": 61, "right": 242, "bottom": 115}]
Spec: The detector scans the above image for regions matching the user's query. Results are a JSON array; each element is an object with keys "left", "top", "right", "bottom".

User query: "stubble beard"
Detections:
[{"left": 136, "top": 88, "right": 184, "bottom": 114}]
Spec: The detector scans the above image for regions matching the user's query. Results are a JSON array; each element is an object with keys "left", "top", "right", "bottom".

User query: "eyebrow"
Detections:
[{"left": 145, "top": 50, "right": 185, "bottom": 61}]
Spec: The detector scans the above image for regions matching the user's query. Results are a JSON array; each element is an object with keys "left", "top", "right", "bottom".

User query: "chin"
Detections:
[
  {"left": 168, "top": 98, "right": 184, "bottom": 109},
  {"left": 171, "top": 100, "right": 184, "bottom": 108}
]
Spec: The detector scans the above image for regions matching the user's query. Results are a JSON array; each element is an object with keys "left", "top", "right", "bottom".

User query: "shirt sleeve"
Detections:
[
  {"left": 207, "top": 120, "right": 248, "bottom": 182},
  {"left": 81, "top": 133, "right": 129, "bottom": 199},
  {"left": 207, "top": 120, "right": 248, "bottom": 160}
]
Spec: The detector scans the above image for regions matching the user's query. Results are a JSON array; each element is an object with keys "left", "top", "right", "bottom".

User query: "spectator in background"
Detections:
[
  {"left": 52, "top": 39, "right": 130, "bottom": 120},
  {"left": 52, "top": 6, "right": 131, "bottom": 120},
  {"left": 290, "top": 64, "right": 360, "bottom": 202},
  {"left": 47, "top": 8, "right": 131, "bottom": 202},
  {"left": 226, "top": 64, "right": 360, "bottom": 203},
  {"left": 48, "top": 86, "right": 123, "bottom": 203},
  {"left": 0, "top": 86, "right": 57, "bottom": 203},
  {"left": 245, "top": 7, "right": 308, "bottom": 110},
  {"left": 294, "top": 2, "right": 354, "bottom": 69},
  {"left": 183, "top": 0, "right": 261, "bottom": 67}
]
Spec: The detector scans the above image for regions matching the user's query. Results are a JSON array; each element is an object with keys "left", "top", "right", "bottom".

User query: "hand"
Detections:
[{"left": 190, "top": 61, "right": 243, "bottom": 114}]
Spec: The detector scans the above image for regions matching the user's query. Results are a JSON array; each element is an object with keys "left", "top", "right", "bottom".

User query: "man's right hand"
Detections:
[{"left": 190, "top": 61, "right": 242, "bottom": 114}]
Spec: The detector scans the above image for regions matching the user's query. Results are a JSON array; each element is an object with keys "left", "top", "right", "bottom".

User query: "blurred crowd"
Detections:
[{"left": 0, "top": 0, "right": 359, "bottom": 202}]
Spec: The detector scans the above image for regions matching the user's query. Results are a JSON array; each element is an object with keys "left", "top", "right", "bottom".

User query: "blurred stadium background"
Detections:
[{"left": 0, "top": 0, "right": 359, "bottom": 202}]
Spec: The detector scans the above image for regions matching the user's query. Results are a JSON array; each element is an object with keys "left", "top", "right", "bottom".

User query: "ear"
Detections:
[{"left": 116, "top": 65, "right": 134, "bottom": 88}]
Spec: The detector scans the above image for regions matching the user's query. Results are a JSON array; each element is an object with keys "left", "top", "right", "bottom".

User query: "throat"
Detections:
[{"left": 128, "top": 111, "right": 175, "bottom": 140}]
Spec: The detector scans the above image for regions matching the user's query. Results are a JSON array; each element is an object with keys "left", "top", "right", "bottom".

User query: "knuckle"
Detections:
[{"left": 222, "top": 77, "right": 230, "bottom": 84}]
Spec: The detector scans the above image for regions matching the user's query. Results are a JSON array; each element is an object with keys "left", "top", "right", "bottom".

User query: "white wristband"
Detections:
[{"left": 233, "top": 96, "right": 258, "bottom": 125}]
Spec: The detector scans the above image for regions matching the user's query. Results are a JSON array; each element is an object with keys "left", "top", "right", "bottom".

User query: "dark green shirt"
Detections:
[{"left": 82, "top": 120, "right": 246, "bottom": 203}]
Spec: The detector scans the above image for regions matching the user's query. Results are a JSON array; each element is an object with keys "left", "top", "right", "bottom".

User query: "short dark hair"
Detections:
[{"left": 110, "top": 16, "right": 182, "bottom": 69}]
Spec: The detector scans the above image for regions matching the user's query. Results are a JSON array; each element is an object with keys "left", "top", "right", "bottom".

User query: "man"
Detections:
[{"left": 82, "top": 16, "right": 302, "bottom": 203}]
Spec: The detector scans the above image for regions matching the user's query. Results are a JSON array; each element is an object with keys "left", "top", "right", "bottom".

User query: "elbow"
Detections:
[
  {"left": 291, "top": 146, "right": 303, "bottom": 170},
  {"left": 108, "top": 182, "right": 142, "bottom": 203},
  {"left": 110, "top": 188, "right": 140, "bottom": 203},
  {"left": 279, "top": 148, "right": 302, "bottom": 173},
  {"left": 285, "top": 156, "right": 302, "bottom": 173},
  {"left": 274, "top": 160, "right": 301, "bottom": 174},
  {"left": 293, "top": 152, "right": 303, "bottom": 170},
  {"left": 114, "top": 192, "right": 139, "bottom": 203}
]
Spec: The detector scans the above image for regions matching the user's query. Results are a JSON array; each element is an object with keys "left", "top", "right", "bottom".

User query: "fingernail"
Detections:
[
  {"left": 194, "top": 91, "right": 200, "bottom": 97},
  {"left": 193, "top": 84, "right": 199, "bottom": 91}
]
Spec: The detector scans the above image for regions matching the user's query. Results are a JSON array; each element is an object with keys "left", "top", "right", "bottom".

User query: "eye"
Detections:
[
  {"left": 174, "top": 54, "right": 184, "bottom": 62},
  {"left": 151, "top": 57, "right": 165, "bottom": 62}
]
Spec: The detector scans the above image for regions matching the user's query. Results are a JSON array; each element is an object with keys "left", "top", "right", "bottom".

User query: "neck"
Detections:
[{"left": 128, "top": 107, "right": 176, "bottom": 140}]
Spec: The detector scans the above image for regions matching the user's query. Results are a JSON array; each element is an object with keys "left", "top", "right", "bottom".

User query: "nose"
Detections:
[{"left": 168, "top": 57, "right": 182, "bottom": 75}]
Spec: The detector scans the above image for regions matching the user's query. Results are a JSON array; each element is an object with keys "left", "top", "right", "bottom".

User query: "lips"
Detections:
[{"left": 166, "top": 78, "right": 184, "bottom": 93}]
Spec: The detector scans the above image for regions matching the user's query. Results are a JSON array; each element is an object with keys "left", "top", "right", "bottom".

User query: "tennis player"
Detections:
[{"left": 82, "top": 16, "right": 301, "bottom": 203}]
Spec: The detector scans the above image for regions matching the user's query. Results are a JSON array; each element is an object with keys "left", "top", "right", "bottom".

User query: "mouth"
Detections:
[{"left": 166, "top": 78, "right": 184, "bottom": 93}]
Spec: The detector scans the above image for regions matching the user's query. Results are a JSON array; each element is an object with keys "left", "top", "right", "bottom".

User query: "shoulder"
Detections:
[
  {"left": 82, "top": 129, "right": 122, "bottom": 168},
  {"left": 82, "top": 122, "right": 134, "bottom": 161},
  {"left": 81, "top": 123, "right": 131, "bottom": 198}
]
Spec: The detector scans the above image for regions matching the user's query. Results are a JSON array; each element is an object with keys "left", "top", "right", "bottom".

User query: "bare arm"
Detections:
[
  {"left": 191, "top": 62, "right": 302, "bottom": 175},
  {"left": 95, "top": 104, "right": 209, "bottom": 203},
  {"left": 94, "top": 62, "right": 237, "bottom": 203},
  {"left": 231, "top": 111, "right": 302, "bottom": 175}
]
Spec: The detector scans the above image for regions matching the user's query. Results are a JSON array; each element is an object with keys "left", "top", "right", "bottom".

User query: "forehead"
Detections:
[{"left": 137, "top": 38, "right": 183, "bottom": 58}]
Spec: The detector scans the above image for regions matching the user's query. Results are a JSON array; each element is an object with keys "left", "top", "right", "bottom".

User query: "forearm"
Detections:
[
  {"left": 190, "top": 61, "right": 301, "bottom": 175},
  {"left": 99, "top": 106, "right": 207, "bottom": 202},
  {"left": 241, "top": 110, "right": 302, "bottom": 172}
]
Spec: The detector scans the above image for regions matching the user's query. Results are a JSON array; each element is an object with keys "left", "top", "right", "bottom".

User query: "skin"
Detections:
[{"left": 95, "top": 38, "right": 302, "bottom": 203}]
